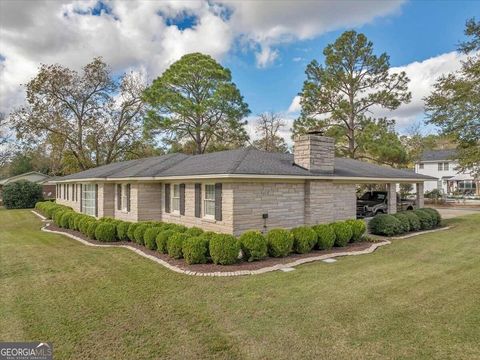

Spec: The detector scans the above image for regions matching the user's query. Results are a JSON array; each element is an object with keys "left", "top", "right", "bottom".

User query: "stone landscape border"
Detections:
[{"left": 30, "top": 210, "right": 450, "bottom": 277}]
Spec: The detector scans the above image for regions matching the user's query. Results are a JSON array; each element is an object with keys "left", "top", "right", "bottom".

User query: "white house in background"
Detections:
[{"left": 415, "top": 149, "right": 479, "bottom": 196}]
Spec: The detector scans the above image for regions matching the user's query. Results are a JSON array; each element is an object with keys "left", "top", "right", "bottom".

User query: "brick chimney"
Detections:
[{"left": 293, "top": 130, "right": 335, "bottom": 173}]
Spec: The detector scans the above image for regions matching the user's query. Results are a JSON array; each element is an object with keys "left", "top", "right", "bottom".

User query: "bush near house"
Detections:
[
  {"left": 2, "top": 180, "right": 43, "bottom": 209},
  {"left": 266, "top": 229, "right": 293, "bottom": 257},
  {"left": 239, "top": 231, "right": 268, "bottom": 262},
  {"left": 312, "top": 224, "right": 336, "bottom": 250},
  {"left": 36, "top": 202, "right": 395, "bottom": 267},
  {"left": 369, "top": 208, "right": 442, "bottom": 236}
]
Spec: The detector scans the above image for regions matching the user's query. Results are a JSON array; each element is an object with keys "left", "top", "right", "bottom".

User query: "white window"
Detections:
[
  {"left": 204, "top": 184, "right": 215, "bottom": 217},
  {"left": 172, "top": 184, "right": 180, "bottom": 213},
  {"left": 438, "top": 162, "right": 443, "bottom": 171},
  {"left": 443, "top": 162, "right": 449, "bottom": 171},
  {"left": 121, "top": 184, "right": 128, "bottom": 212},
  {"left": 419, "top": 163, "right": 424, "bottom": 169},
  {"left": 81, "top": 184, "right": 96, "bottom": 216}
]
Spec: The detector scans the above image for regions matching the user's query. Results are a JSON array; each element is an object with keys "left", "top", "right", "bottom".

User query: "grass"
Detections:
[{"left": 1, "top": 209, "right": 479, "bottom": 359}]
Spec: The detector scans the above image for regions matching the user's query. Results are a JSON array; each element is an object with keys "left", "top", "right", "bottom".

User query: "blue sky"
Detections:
[{"left": 0, "top": 0, "right": 478, "bottom": 139}]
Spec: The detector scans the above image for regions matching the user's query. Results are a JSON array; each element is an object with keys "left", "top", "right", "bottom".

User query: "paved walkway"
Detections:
[{"left": 433, "top": 207, "right": 480, "bottom": 219}]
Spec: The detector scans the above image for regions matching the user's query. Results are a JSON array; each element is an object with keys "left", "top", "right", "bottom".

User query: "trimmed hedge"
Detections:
[
  {"left": 239, "top": 231, "right": 268, "bottom": 262},
  {"left": 144, "top": 227, "right": 162, "bottom": 250},
  {"left": 413, "top": 209, "right": 435, "bottom": 230},
  {"left": 369, "top": 214, "right": 402, "bottom": 236},
  {"left": 116, "top": 221, "right": 130, "bottom": 241},
  {"left": 2, "top": 180, "right": 43, "bottom": 209},
  {"left": 133, "top": 224, "right": 151, "bottom": 245},
  {"left": 87, "top": 221, "right": 99, "bottom": 239},
  {"left": 185, "top": 227, "right": 204, "bottom": 237},
  {"left": 266, "top": 229, "right": 293, "bottom": 257},
  {"left": 209, "top": 234, "right": 240, "bottom": 265},
  {"left": 422, "top": 208, "right": 441, "bottom": 226},
  {"left": 95, "top": 222, "right": 117, "bottom": 242},
  {"left": 291, "top": 226, "right": 317, "bottom": 254},
  {"left": 127, "top": 223, "right": 141, "bottom": 242},
  {"left": 182, "top": 236, "right": 209, "bottom": 264},
  {"left": 393, "top": 213, "right": 410, "bottom": 233},
  {"left": 401, "top": 211, "right": 421, "bottom": 231},
  {"left": 313, "top": 224, "right": 336, "bottom": 250},
  {"left": 331, "top": 222, "right": 353, "bottom": 247},
  {"left": 156, "top": 230, "right": 175, "bottom": 254},
  {"left": 60, "top": 211, "right": 74, "bottom": 229},
  {"left": 167, "top": 233, "right": 189, "bottom": 259},
  {"left": 345, "top": 219, "right": 366, "bottom": 242}
]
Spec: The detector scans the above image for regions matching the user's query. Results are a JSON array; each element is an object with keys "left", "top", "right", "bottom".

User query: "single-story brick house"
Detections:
[{"left": 54, "top": 132, "right": 435, "bottom": 235}]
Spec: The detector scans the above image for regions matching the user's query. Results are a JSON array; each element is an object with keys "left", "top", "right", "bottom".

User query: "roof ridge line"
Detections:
[{"left": 228, "top": 148, "right": 252, "bottom": 174}]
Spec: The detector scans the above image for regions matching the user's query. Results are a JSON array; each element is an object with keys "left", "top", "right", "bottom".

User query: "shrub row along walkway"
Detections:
[{"left": 33, "top": 210, "right": 392, "bottom": 276}]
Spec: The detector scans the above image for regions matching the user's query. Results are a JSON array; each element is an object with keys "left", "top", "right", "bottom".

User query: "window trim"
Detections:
[
  {"left": 203, "top": 183, "right": 216, "bottom": 219},
  {"left": 438, "top": 162, "right": 443, "bottom": 171},
  {"left": 81, "top": 183, "right": 97, "bottom": 216},
  {"left": 419, "top": 163, "right": 424, "bottom": 169},
  {"left": 443, "top": 162, "right": 449, "bottom": 171},
  {"left": 171, "top": 184, "right": 180, "bottom": 214},
  {"left": 121, "top": 183, "right": 129, "bottom": 212}
]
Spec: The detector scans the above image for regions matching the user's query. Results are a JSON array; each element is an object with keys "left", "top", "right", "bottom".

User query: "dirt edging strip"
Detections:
[{"left": 32, "top": 210, "right": 391, "bottom": 277}]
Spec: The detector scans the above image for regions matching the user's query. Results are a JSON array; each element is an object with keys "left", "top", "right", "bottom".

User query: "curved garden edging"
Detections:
[{"left": 32, "top": 210, "right": 394, "bottom": 276}]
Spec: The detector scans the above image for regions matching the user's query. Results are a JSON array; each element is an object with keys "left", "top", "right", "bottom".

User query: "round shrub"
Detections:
[
  {"left": 127, "top": 223, "right": 141, "bottom": 242},
  {"left": 413, "top": 209, "right": 434, "bottom": 230},
  {"left": 368, "top": 214, "right": 402, "bottom": 236},
  {"left": 2, "top": 180, "right": 43, "bottom": 209},
  {"left": 144, "top": 227, "right": 162, "bottom": 250},
  {"left": 115, "top": 221, "right": 130, "bottom": 241},
  {"left": 133, "top": 224, "right": 151, "bottom": 245},
  {"left": 422, "top": 208, "right": 441, "bottom": 226},
  {"left": 156, "top": 230, "right": 175, "bottom": 254},
  {"left": 60, "top": 211, "right": 75, "bottom": 229},
  {"left": 78, "top": 217, "right": 94, "bottom": 235},
  {"left": 393, "top": 213, "right": 410, "bottom": 233},
  {"left": 185, "top": 227, "right": 204, "bottom": 237},
  {"left": 345, "top": 219, "right": 367, "bottom": 242},
  {"left": 53, "top": 210, "right": 66, "bottom": 227},
  {"left": 266, "top": 229, "right": 293, "bottom": 257},
  {"left": 401, "top": 211, "right": 421, "bottom": 231},
  {"left": 239, "top": 231, "right": 268, "bottom": 262},
  {"left": 313, "top": 224, "right": 336, "bottom": 250},
  {"left": 87, "top": 221, "right": 99, "bottom": 239},
  {"left": 331, "top": 222, "right": 353, "bottom": 247},
  {"left": 209, "top": 234, "right": 240, "bottom": 265},
  {"left": 182, "top": 236, "right": 209, "bottom": 264},
  {"left": 291, "top": 226, "right": 317, "bottom": 254},
  {"left": 95, "top": 222, "right": 117, "bottom": 242},
  {"left": 165, "top": 224, "right": 187, "bottom": 233},
  {"left": 167, "top": 233, "right": 189, "bottom": 259}
]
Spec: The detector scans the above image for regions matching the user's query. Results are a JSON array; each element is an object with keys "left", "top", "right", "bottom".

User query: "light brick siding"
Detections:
[
  {"left": 56, "top": 179, "right": 357, "bottom": 235},
  {"left": 161, "top": 182, "right": 234, "bottom": 234},
  {"left": 55, "top": 183, "right": 81, "bottom": 212},
  {"left": 387, "top": 183, "right": 397, "bottom": 214},
  {"left": 294, "top": 134, "right": 334, "bottom": 173},
  {"left": 232, "top": 182, "right": 305, "bottom": 235}
]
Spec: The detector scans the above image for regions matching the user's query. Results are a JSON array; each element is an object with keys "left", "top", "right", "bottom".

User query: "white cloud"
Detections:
[
  {"left": 0, "top": 0, "right": 406, "bottom": 114},
  {"left": 285, "top": 51, "right": 469, "bottom": 133}
]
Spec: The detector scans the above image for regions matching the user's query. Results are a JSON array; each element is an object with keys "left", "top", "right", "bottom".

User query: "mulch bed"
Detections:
[{"left": 45, "top": 223, "right": 375, "bottom": 273}]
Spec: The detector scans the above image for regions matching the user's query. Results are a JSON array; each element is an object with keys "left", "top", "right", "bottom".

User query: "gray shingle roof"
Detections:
[
  {"left": 420, "top": 149, "right": 457, "bottom": 161},
  {"left": 57, "top": 148, "right": 435, "bottom": 181}
]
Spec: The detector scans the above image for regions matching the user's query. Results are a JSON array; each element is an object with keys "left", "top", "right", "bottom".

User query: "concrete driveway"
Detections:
[{"left": 433, "top": 207, "right": 480, "bottom": 219}]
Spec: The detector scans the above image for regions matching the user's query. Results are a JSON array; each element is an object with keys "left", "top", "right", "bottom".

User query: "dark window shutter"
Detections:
[
  {"left": 67, "top": 184, "right": 70, "bottom": 201},
  {"left": 194, "top": 183, "right": 201, "bottom": 218},
  {"left": 179, "top": 183, "right": 185, "bottom": 215},
  {"left": 117, "top": 184, "right": 122, "bottom": 210},
  {"left": 80, "top": 184, "right": 83, "bottom": 212},
  {"left": 164, "top": 184, "right": 170, "bottom": 213},
  {"left": 95, "top": 184, "right": 98, "bottom": 217},
  {"left": 215, "top": 183, "right": 222, "bottom": 221},
  {"left": 76, "top": 184, "right": 78, "bottom": 202},
  {"left": 126, "top": 184, "right": 131, "bottom": 212}
]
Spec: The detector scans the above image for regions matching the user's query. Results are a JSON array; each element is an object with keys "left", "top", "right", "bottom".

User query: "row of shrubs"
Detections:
[
  {"left": 369, "top": 208, "right": 441, "bottom": 236},
  {"left": 35, "top": 201, "right": 367, "bottom": 266}
]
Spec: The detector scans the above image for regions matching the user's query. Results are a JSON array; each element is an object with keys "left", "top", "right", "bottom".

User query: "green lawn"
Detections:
[{"left": 1, "top": 209, "right": 479, "bottom": 359}]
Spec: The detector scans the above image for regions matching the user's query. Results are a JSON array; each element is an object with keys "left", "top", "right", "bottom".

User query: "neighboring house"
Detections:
[
  {"left": 54, "top": 132, "right": 435, "bottom": 235},
  {"left": 0, "top": 171, "right": 56, "bottom": 203},
  {"left": 414, "top": 149, "right": 479, "bottom": 195}
]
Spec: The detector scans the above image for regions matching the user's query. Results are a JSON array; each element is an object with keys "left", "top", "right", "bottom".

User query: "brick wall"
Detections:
[
  {"left": 293, "top": 134, "right": 334, "bottom": 173},
  {"left": 98, "top": 183, "right": 115, "bottom": 218}
]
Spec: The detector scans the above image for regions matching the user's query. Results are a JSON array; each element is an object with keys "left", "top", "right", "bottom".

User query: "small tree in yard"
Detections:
[
  {"left": 2, "top": 180, "right": 43, "bottom": 209},
  {"left": 252, "top": 112, "right": 288, "bottom": 153}
]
